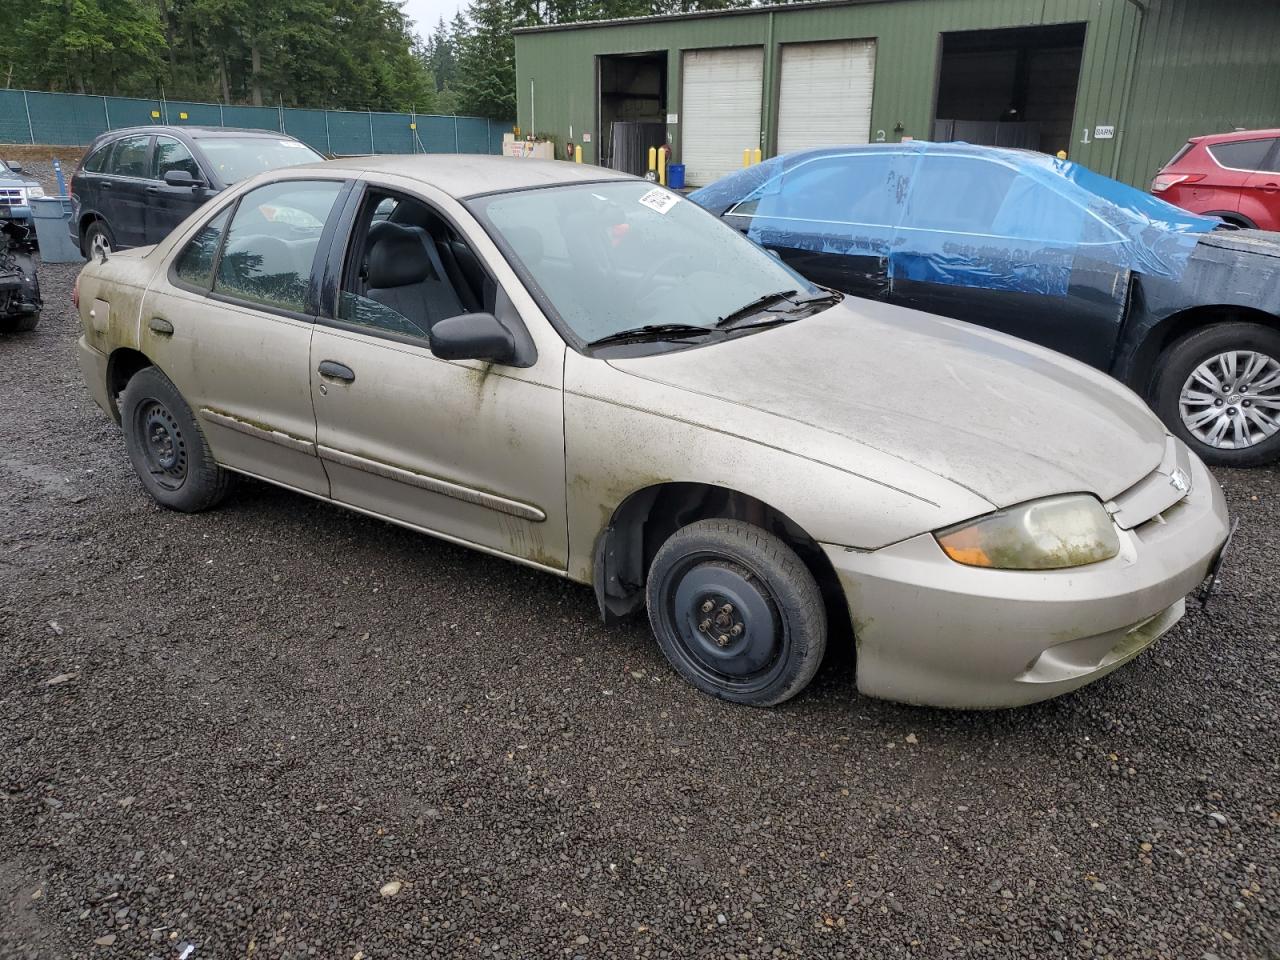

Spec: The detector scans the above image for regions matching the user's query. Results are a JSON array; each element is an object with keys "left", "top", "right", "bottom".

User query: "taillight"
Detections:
[
  {"left": 72, "top": 272, "right": 80, "bottom": 311},
  {"left": 1152, "top": 173, "right": 1204, "bottom": 193}
]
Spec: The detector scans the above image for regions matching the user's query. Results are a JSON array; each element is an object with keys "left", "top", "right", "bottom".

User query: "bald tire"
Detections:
[{"left": 646, "top": 519, "right": 827, "bottom": 707}]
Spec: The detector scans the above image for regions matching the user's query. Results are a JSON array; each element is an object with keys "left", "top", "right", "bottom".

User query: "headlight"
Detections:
[
  {"left": 935, "top": 494, "right": 1120, "bottom": 570},
  {"left": 26, "top": 185, "right": 45, "bottom": 199}
]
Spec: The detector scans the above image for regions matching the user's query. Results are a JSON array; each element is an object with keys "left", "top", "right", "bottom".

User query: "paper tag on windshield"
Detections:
[{"left": 637, "top": 189, "right": 680, "bottom": 215}]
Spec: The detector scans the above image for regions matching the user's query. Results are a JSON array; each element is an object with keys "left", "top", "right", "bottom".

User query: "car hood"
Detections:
[
  {"left": 1194, "top": 228, "right": 1280, "bottom": 260},
  {"left": 607, "top": 298, "right": 1167, "bottom": 507}
]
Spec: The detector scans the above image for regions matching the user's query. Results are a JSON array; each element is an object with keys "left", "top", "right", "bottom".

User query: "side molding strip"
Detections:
[
  {"left": 316, "top": 445, "right": 547, "bottom": 523},
  {"left": 199, "top": 408, "right": 317, "bottom": 456}
]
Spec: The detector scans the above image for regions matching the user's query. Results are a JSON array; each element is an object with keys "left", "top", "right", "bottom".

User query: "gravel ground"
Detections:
[{"left": 1, "top": 256, "right": 1277, "bottom": 960}]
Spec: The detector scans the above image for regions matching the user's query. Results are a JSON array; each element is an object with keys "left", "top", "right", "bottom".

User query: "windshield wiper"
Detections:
[
  {"left": 587, "top": 323, "right": 717, "bottom": 348},
  {"left": 714, "top": 289, "right": 798, "bottom": 328}
]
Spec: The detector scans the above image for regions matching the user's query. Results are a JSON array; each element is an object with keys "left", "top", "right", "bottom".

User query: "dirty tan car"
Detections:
[{"left": 74, "top": 157, "right": 1232, "bottom": 708}]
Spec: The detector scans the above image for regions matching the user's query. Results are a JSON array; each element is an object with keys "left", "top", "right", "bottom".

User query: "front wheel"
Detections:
[
  {"left": 646, "top": 519, "right": 827, "bottom": 706},
  {"left": 120, "top": 366, "right": 231, "bottom": 511},
  {"left": 1153, "top": 322, "right": 1280, "bottom": 467},
  {"left": 0, "top": 311, "right": 39, "bottom": 333}
]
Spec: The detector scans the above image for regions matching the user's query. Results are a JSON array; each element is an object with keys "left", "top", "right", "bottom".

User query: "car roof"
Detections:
[
  {"left": 1191, "top": 128, "right": 1280, "bottom": 144},
  {"left": 91, "top": 125, "right": 304, "bottom": 141},
  {"left": 290, "top": 154, "right": 634, "bottom": 199}
]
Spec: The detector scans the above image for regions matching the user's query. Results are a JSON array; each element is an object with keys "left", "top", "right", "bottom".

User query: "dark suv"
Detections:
[{"left": 70, "top": 126, "right": 324, "bottom": 258}]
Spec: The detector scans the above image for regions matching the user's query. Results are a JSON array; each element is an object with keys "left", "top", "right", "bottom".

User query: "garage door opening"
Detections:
[
  {"left": 598, "top": 51, "right": 668, "bottom": 176},
  {"left": 933, "top": 23, "right": 1085, "bottom": 156}
]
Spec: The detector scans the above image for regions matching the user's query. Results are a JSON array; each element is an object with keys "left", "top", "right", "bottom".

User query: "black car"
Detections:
[
  {"left": 0, "top": 219, "right": 41, "bottom": 334},
  {"left": 70, "top": 126, "right": 324, "bottom": 259},
  {"left": 691, "top": 143, "right": 1280, "bottom": 467}
]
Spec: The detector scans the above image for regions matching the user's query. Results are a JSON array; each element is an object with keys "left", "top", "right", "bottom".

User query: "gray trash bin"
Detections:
[{"left": 30, "top": 197, "right": 83, "bottom": 263}]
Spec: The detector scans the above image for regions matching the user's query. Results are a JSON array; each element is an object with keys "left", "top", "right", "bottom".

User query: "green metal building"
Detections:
[{"left": 514, "top": 0, "right": 1280, "bottom": 188}]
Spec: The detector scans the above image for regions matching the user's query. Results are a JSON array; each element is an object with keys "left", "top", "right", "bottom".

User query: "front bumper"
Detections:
[{"left": 825, "top": 448, "right": 1230, "bottom": 709}]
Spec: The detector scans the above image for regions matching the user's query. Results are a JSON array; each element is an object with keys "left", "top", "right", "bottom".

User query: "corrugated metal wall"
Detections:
[
  {"left": 516, "top": 0, "right": 1280, "bottom": 187},
  {"left": 1117, "top": 0, "right": 1280, "bottom": 186}
]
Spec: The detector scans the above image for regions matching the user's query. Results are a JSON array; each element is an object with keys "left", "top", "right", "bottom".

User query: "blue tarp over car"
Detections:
[{"left": 689, "top": 141, "right": 1220, "bottom": 297}]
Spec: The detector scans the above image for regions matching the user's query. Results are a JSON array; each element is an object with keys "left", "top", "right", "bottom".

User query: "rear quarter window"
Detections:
[
  {"left": 1208, "top": 139, "right": 1275, "bottom": 171},
  {"left": 82, "top": 143, "right": 112, "bottom": 173}
]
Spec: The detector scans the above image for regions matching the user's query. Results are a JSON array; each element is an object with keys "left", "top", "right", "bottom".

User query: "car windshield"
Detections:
[
  {"left": 196, "top": 137, "right": 323, "bottom": 185},
  {"left": 469, "top": 180, "right": 820, "bottom": 345}
]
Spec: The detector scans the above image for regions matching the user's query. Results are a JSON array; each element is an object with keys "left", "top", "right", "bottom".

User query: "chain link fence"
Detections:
[{"left": 0, "top": 89, "right": 510, "bottom": 156}]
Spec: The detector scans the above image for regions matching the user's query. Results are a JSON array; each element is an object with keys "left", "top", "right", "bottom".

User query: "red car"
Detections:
[{"left": 1152, "top": 129, "right": 1280, "bottom": 230}]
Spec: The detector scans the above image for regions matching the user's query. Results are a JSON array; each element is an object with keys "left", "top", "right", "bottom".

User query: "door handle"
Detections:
[
  {"left": 1260, "top": 182, "right": 1279, "bottom": 193},
  {"left": 148, "top": 317, "right": 174, "bottom": 336},
  {"left": 317, "top": 360, "right": 355, "bottom": 383},
  {"left": 146, "top": 185, "right": 160, "bottom": 194}
]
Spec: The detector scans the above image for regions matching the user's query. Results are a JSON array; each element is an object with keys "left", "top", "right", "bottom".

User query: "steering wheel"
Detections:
[{"left": 632, "top": 252, "right": 689, "bottom": 304}]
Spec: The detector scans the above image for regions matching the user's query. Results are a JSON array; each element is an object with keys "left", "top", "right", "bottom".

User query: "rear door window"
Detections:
[
  {"left": 213, "top": 180, "right": 343, "bottom": 313},
  {"left": 106, "top": 135, "right": 152, "bottom": 179},
  {"left": 1208, "top": 139, "right": 1276, "bottom": 171}
]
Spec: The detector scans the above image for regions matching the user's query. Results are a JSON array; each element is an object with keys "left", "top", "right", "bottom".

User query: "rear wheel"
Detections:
[
  {"left": 82, "top": 220, "right": 115, "bottom": 260},
  {"left": 646, "top": 519, "right": 827, "bottom": 706},
  {"left": 120, "top": 366, "right": 231, "bottom": 511},
  {"left": 1154, "top": 322, "right": 1280, "bottom": 467}
]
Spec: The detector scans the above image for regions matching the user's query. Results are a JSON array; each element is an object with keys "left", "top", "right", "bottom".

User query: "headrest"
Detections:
[{"left": 366, "top": 222, "right": 435, "bottom": 289}]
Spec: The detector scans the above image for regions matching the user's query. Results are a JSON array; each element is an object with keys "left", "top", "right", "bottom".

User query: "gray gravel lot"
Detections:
[{"left": 1, "top": 252, "right": 1278, "bottom": 960}]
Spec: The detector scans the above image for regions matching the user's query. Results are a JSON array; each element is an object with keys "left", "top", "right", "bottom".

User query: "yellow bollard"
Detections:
[
  {"left": 743, "top": 148, "right": 751, "bottom": 168},
  {"left": 1056, "top": 149, "right": 1068, "bottom": 160},
  {"left": 648, "top": 146, "right": 657, "bottom": 177},
  {"left": 574, "top": 144, "right": 582, "bottom": 164},
  {"left": 752, "top": 147, "right": 762, "bottom": 165},
  {"left": 658, "top": 148, "right": 667, "bottom": 186}
]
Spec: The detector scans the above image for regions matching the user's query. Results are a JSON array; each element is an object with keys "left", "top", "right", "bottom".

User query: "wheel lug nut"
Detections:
[
  {"left": 700, "top": 600, "right": 714, "bottom": 613},
  {"left": 716, "top": 634, "right": 729, "bottom": 646},
  {"left": 699, "top": 619, "right": 712, "bottom": 632},
  {"left": 730, "top": 624, "right": 743, "bottom": 636}
]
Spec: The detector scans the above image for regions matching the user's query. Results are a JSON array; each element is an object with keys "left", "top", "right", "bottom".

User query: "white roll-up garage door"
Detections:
[
  {"left": 776, "top": 39, "right": 876, "bottom": 154},
  {"left": 681, "top": 47, "right": 764, "bottom": 187}
]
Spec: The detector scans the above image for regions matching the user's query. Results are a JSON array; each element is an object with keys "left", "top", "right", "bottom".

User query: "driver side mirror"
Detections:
[
  {"left": 429, "top": 312, "right": 518, "bottom": 365},
  {"left": 164, "top": 169, "right": 204, "bottom": 190},
  {"left": 5, "top": 161, "right": 22, "bottom": 173}
]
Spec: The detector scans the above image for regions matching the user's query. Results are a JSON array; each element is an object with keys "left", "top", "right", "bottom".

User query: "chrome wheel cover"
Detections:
[
  {"left": 89, "top": 229, "right": 111, "bottom": 260},
  {"left": 1179, "top": 350, "right": 1280, "bottom": 450}
]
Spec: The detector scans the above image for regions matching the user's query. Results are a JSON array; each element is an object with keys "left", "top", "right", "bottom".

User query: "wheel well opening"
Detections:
[
  {"left": 1131, "top": 305, "right": 1280, "bottom": 400},
  {"left": 105, "top": 348, "right": 153, "bottom": 422},
  {"left": 593, "top": 482, "right": 854, "bottom": 648}
]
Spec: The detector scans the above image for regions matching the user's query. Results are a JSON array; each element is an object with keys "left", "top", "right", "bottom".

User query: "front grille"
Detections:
[{"left": 0, "top": 187, "right": 23, "bottom": 204}]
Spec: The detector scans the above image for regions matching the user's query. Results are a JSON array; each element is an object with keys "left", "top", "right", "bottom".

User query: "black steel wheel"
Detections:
[
  {"left": 134, "top": 398, "right": 189, "bottom": 491},
  {"left": 120, "top": 366, "right": 230, "bottom": 512},
  {"left": 646, "top": 519, "right": 827, "bottom": 706}
]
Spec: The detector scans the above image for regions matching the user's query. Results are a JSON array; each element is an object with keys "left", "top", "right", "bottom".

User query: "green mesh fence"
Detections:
[{"left": 0, "top": 89, "right": 510, "bottom": 157}]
